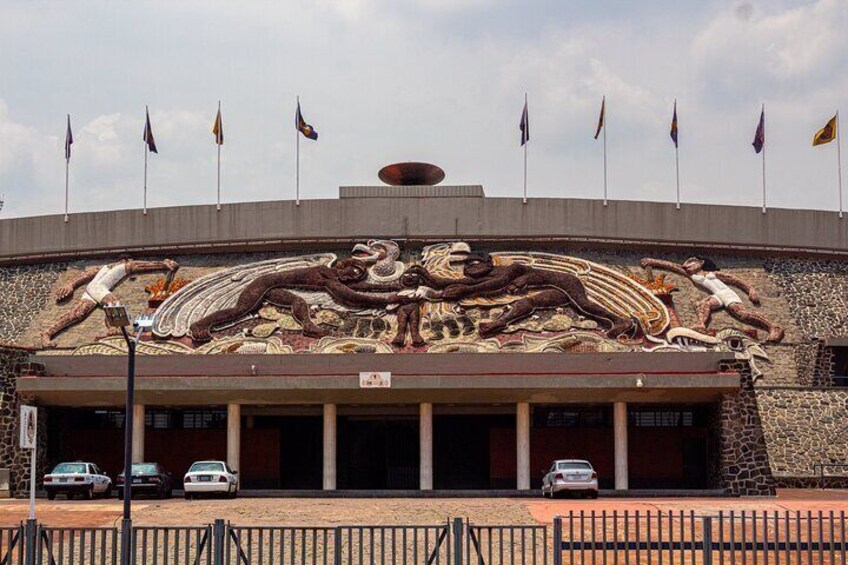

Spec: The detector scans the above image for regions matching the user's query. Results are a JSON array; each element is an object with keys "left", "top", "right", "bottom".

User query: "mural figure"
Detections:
[
  {"left": 42, "top": 258, "right": 179, "bottom": 348},
  {"left": 410, "top": 252, "right": 636, "bottom": 338},
  {"left": 188, "top": 259, "right": 407, "bottom": 342},
  {"left": 640, "top": 256, "right": 784, "bottom": 343}
]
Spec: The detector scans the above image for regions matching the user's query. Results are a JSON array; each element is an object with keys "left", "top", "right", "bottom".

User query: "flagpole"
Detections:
[
  {"left": 523, "top": 92, "right": 528, "bottom": 205},
  {"left": 64, "top": 157, "right": 70, "bottom": 223},
  {"left": 838, "top": 110, "right": 843, "bottom": 219},
  {"left": 602, "top": 97, "right": 608, "bottom": 206},
  {"left": 143, "top": 143, "right": 148, "bottom": 215},
  {"left": 761, "top": 104, "right": 767, "bottom": 214},
  {"left": 675, "top": 144, "right": 680, "bottom": 210},
  {"left": 217, "top": 100, "right": 222, "bottom": 211},
  {"left": 296, "top": 96, "right": 301, "bottom": 207}
]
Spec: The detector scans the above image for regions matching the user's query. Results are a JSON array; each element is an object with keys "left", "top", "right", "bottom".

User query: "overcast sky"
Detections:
[{"left": 0, "top": 0, "right": 846, "bottom": 218}]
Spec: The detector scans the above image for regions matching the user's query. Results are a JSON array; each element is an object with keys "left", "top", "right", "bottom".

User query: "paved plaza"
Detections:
[{"left": 0, "top": 490, "right": 845, "bottom": 528}]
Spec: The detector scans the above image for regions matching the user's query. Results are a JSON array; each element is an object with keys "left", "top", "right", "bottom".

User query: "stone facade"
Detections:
[
  {"left": 2, "top": 247, "right": 848, "bottom": 494},
  {"left": 0, "top": 346, "right": 48, "bottom": 496},
  {"left": 0, "top": 264, "right": 63, "bottom": 344}
]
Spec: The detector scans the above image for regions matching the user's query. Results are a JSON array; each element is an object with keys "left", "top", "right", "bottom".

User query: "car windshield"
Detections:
[
  {"left": 558, "top": 462, "right": 592, "bottom": 470},
  {"left": 52, "top": 463, "right": 87, "bottom": 474},
  {"left": 131, "top": 463, "right": 158, "bottom": 474},
  {"left": 189, "top": 462, "right": 224, "bottom": 473}
]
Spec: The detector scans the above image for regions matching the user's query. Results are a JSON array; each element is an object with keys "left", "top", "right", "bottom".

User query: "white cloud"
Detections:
[{"left": 0, "top": 0, "right": 846, "bottom": 219}]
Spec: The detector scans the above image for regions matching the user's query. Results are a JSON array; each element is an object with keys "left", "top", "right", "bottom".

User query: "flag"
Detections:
[
  {"left": 295, "top": 101, "right": 318, "bottom": 140},
  {"left": 520, "top": 99, "right": 530, "bottom": 146},
  {"left": 752, "top": 107, "right": 765, "bottom": 154},
  {"left": 813, "top": 114, "right": 837, "bottom": 146},
  {"left": 64, "top": 115, "right": 73, "bottom": 160},
  {"left": 143, "top": 108, "right": 158, "bottom": 153},
  {"left": 670, "top": 101, "right": 678, "bottom": 147},
  {"left": 594, "top": 97, "right": 605, "bottom": 140},
  {"left": 212, "top": 107, "right": 223, "bottom": 145}
]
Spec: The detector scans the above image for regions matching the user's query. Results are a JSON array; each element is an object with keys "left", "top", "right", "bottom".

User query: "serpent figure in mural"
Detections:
[
  {"left": 640, "top": 256, "right": 784, "bottom": 343},
  {"left": 188, "top": 259, "right": 407, "bottom": 341},
  {"left": 411, "top": 252, "right": 636, "bottom": 338},
  {"left": 42, "top": 258, "right": 179, "bottom": 348}
]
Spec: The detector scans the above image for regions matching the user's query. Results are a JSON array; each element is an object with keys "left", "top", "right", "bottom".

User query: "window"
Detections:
[
  {"left": 533, "top": 407, "right": 611, "bottom": 428},
  {"left": 627, "top": 408, "right": 703, "bottom": 427},
  {"left": 182, "top": 410, "right": 227, "bottom": 429},
  {"left": 828, "top": 346, "right": 848, "bottom": 387},
  {"left": 52, "top": 463, "right": 87, "bottom": 474}
]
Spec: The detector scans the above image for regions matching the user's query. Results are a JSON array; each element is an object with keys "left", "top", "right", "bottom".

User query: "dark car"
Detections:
[{"left": 116, "top": 463, "right": 173, "bottom": 499}]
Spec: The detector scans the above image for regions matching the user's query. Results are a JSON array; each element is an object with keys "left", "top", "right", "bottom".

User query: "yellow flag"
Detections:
[
  {"left": 212, "top": 108, "right": 223, "bottom": 145},
  {"left": 813, "top": 114, "right": 837, "bottom": 146}
]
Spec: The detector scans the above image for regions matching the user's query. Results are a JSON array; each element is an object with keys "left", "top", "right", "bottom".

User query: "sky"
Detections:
[{"left": 0, "top": 0, "right": 846, "bottom": 218}]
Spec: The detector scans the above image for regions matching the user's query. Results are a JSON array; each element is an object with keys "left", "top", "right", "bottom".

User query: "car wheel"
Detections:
[
  {"left": 184, "top": 492, "right": 192, "bottom": 500},
  {"left": 103, "top": 486, "right": 112, "bottom": 499},
  {"left": 46, "top": 491, "right": 56, "bottom": 501},
  {"left": 589, "top": 491, "right": 599, "bottom": 499},
  {"left": 83, "top": 486, "right": 93, "bottom": 500},
  {"left": 228, "top": 490, "right": 238, "bottom": 499}
]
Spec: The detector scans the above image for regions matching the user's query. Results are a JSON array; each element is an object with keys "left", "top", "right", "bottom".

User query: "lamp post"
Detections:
[{"left": 103, "top": 304, "right": 153, "bottom": 565}]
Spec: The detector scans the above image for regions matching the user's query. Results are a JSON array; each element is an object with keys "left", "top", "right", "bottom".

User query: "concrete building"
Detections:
[{"left": 2, "top": 180, "right": 848, "bottom": 496}]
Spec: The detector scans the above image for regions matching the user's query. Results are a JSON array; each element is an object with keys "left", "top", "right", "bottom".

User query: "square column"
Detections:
[
  {"left": 131, "top": 404, "right": 145, "bottom": 463},
  {"left": 516, "top": 402, "right": 530, "bottom": 490},
  {"left": 227, "top": 404, "right": 241, "bottom": 479},
  {"left": 614, "top": 401, "right": 629, "bottom": 490},
  {"left": 323, "top": 404, "right": 337, "bottom": 490},
  {"left": 420, "top": 403, "right": 433, "bottom": 490}
]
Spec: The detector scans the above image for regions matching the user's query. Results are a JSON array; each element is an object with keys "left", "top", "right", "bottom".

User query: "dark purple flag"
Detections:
[{"left": 752, "top": 108, "right": 765, "bottom": 154}]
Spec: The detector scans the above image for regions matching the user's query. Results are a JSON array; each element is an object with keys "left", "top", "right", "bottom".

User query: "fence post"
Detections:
[
  {"left": 702, "top": 516, "right": 713, "bottom": 565},
  {"left": 552, "top": 516, "right": 563, "bottom": 565},
  {"left": 452, "top": 518, "right": 463, "bottom": 565},
  {"left": 213, "top": 519, "right": 225, "bottom": 565},
  {"left": 120, "top": 518, "right": 133, "bottom": 565},
  {"left": 333, "top": 526, "right": 342, "bottom": 565},
  {"left": 24, "top": 519, "right": 36, "bottom": 565}
]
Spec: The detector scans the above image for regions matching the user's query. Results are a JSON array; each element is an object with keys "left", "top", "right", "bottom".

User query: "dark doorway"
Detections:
[
  {"left": 682, "top": 437, "right": 708, "bottom": 488},
  {"left": 434, "top": 414, "right": 515, "bottom": 489},
  {"left": 338, "top": 416, "right": 419, "bottom": 489},
  {"left": 250, "top": 416, "right": 322, "bottom": 489}
]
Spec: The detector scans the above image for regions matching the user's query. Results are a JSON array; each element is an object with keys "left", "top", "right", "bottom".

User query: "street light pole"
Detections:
[
  {"left": 103, "top": 305, "right": 153, "bottom": 565},
  {"left": 120, "top": 325, "right": 136, "bottom": 522}
]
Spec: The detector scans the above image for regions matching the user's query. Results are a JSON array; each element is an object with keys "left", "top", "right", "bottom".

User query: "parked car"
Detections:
[
  {"left": 183, "top": 461, "right": 238, "bottom": 499},
  {"left": 541, "top": 459, "right": 599, "bottom": 499},
  {"left": 116, "top": 462, "right": 173, "bottom": 499},
  {"left": 43, "top": 462, "right": 112, "bottom": 500}
]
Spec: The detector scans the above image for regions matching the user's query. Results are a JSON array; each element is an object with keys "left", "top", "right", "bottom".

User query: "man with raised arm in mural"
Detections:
[
  {"left": 640, "top": 256, "right": 784, "bottom": 343},
  {"left": 41, "top": 258, "right": 179, "bottom": 348}
]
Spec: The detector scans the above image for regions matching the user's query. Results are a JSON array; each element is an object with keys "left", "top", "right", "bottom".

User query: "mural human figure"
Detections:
[
  {"left": 408, "top": 253, "right": 636, "bottom": 338},
  {"left": 640, "top": 256, "right": 784, "bottom": 343},
  {"left": 41, "top": 258, "right": 179, "bottom": 348},
  {"left": 189, "top": 259, "right": 407, "bottom": 342}
]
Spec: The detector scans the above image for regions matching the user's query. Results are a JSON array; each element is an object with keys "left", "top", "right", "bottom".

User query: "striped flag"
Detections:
[{"left": 670, "top": 101, "right": 678, "bottom": 147}]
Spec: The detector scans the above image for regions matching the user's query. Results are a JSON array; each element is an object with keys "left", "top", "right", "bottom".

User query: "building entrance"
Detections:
[{"left": 338, "top": 415, "right": 419, "bottom": 489}]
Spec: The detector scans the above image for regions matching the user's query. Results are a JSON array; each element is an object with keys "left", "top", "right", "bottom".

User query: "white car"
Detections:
[
  {"left": 43, "top": 462, "right": 113, "bottom": 500},
  {"left": 183, "top": 461, "right": 238, "bottom": 499},
  {"left": 541, "top": 459, "right": 599, "bottom": 499}
]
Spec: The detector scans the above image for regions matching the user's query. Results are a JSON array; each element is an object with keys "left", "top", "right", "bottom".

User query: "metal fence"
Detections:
[
  {"left": 553, "top": 510, "right": 848, "bottom": 564},
  {"left": 8, "top": 512, "right": 848, "bottom": 564}
]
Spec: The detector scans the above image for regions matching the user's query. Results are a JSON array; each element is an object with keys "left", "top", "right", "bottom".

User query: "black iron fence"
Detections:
[
  {"left": 7, "top": 512, "right": 848, "bottom": 564},
  {"left": 553, "top": 510, "right": 848, "bottom": 564}
]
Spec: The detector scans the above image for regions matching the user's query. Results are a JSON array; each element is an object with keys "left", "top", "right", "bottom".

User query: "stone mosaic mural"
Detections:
[{"left": 22, "top": 241, "right": 780, "bottom": 375}]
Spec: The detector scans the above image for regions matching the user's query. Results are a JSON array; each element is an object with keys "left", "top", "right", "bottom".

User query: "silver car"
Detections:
[{"left": 541, "top": 459, "right": 599, "bottom": 499}]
